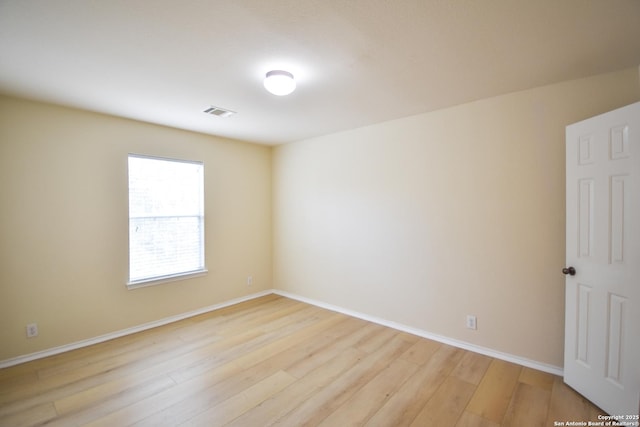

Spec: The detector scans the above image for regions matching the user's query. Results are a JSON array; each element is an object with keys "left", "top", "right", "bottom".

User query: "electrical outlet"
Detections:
[
  {"left": 26, "top": 323, "right": 38, "bottom": 338},
  {"left": 466, "top": 315, "right": 477, "bottom": 330},
  {"left": 247, "top": 276, "right": 253, "bottom": 287}
]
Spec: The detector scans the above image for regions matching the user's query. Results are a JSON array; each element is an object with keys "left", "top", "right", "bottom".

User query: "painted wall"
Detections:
[
  {"left": 2, "top": 67, "right": 638, "bottom": 367},
  {"left": 0, "top": 96, "right": 272, "bottom": 361},
  {"left": 273, "top": 67, "right": 640, "bottom": 368}
]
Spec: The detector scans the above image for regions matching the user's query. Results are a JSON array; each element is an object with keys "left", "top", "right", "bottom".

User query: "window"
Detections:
[{"left": 127, "top": 154, "right": 206, "bottom": 288}]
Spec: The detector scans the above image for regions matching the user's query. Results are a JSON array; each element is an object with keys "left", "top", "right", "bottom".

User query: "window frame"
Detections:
[{"left": 126, "top": 153, "right": 207, "bottom": 289}]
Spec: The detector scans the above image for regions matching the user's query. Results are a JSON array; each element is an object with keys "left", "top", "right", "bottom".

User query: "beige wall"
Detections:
[
  {"left": 0, "top": 96, "right": 272, "bottom": 361},
  {"left": 2, "top": 67, "right": 638, "bottom": 367},
  {"left": 273, "top": 67, "right": 640, "bottom": 368}
]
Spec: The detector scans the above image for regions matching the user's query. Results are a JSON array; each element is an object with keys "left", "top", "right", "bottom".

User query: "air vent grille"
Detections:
[{"left": 203, "top": 106, "right": 236, "bottom": 118}]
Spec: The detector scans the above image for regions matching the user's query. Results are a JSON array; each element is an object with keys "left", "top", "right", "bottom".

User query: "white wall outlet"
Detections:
[
  {"left": 466, "top": 315, "right": 477, "bottom": 330},
  {"left": 247, "top": 276, "right": 253, "bottom": 286},
  {"left": 26, "top": 323, "right": 38, "bottom": 338}
]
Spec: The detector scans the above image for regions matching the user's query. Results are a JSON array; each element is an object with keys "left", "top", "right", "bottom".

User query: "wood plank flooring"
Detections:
[{"left": 0, "top": 295, "right": 605, "bottom": 426}]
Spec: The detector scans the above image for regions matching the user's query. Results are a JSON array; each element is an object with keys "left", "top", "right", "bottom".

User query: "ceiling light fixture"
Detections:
[{"left": 263, "top": 70, "right": 296, "bottom": 96}]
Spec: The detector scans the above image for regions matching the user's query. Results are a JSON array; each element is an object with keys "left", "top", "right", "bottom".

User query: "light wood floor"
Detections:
[{"left": 0, "top": 294, "right": 604, "bottom": 426}]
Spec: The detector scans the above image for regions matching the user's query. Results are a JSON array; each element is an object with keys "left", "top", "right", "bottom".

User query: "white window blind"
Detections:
[{"left": 128, "top": 154, "right": 205, "bottom": 287}]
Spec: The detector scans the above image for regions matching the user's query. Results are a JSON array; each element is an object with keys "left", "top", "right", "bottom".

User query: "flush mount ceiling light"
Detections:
[{"left": 263, "top": 70, "right": 296, "bottom": 96}]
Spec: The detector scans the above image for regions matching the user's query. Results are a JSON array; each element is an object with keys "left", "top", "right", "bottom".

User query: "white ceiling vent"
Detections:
[{"left": 203, "top": 106, "right": 236, "bottom": 118}]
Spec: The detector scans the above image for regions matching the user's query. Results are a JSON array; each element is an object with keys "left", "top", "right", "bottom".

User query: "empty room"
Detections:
[{"left": 1, "top": 1, "right": 639, "bottom": 426}]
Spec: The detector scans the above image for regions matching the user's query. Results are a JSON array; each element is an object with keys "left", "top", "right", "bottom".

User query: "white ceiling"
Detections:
[{"left": 1, "top": 1, "right": 639, "bottom": 145}]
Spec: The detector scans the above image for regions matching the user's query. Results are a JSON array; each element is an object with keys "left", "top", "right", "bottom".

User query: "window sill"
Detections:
[{"left": 126, "top": 269, "right": 208, "bottom": 290}]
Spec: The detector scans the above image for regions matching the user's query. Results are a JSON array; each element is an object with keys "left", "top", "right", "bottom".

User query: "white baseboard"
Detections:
[
  {"left": 273, "top": 289, "right": 564, "bottom": 376},
  {"left": 0, "top": 290, "right": 272, "bottom": 369},
  {"left": 1, "top": 288, "right": 564, "bottom": 376}
]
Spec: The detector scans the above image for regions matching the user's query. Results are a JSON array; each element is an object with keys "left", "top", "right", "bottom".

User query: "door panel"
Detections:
[
  {"left": 577, "top": 178, "right": 594, "bottom": 258},
  {"left": 565, "top": 101, "right": 640, "bottom": 416}
]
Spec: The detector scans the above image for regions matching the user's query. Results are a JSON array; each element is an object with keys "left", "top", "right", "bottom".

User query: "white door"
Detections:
[{"left": 564, "top": 101, "right": 640, "bottom": 416}]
